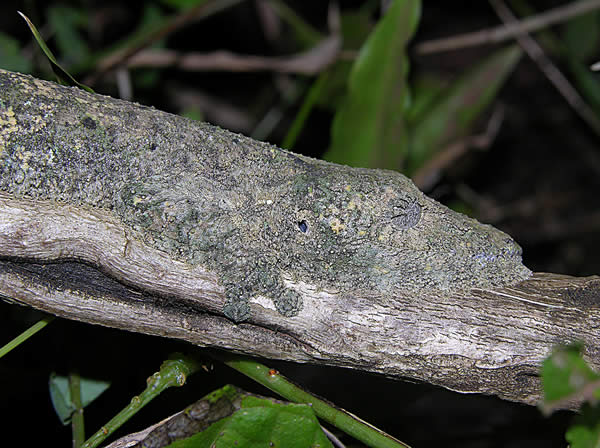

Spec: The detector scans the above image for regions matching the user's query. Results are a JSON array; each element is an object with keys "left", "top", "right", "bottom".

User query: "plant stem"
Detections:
[
  {"left": 282, "top": 70, "right": 330, "bottom": 150},
  {"left": 82, "top": 354, "right": 201, "bottom": 448},
  {"left": 269, "top": 0, "right": 323, "bottom": 47},
  {"left": 70, "top": 371, "right": 85, "bottom": 448},
  {"left": 222, "top": 356, "right": 412, "bottom": 448},
  {"left": 0, "top": 315, "right": 55, "bottom": 359}
]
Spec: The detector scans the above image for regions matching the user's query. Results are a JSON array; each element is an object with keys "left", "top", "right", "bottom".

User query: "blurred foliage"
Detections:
[
  {"left": 406, "top": 45, "right": 521, "bottom": 173},
  {"left": 47, "top": 5, "right": 90, "bottom": 67},
  {"left": 268, "top": 0, "right": 323, "bottom": 47},
  {"left": 540, "top": 344, "right": 600, "bottom": 448},
  {"left": 511, "top": 0, "right": 600, "bottom": 122},
  {"left": 0, "top": 32, "right": 32, "bottom": 73},
  {"left": 325, "top": 0, "right": 420, "bottom": 169},
  {"left": 325, "top": 0, "right": 522, "bottom": 175},
  {"left": 563, "top": 10, "right": 600, "bottom": 116},
  {"left": 313, "top": 6, "right": 376, "bottom": 109}
]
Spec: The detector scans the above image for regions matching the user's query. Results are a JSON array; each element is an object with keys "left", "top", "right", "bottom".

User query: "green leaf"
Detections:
[
  {"left": 340, "top": 4, "right": 378, "bottom": 50},
  {"left": 325, "top": 0, "right": 421, "bottom": 170},
  {"left": 170, "top": 418, "right": 229, "bottom": 448},
  {"left": 540, "top": 344, "right": 600, "bottom": 414},
  {"left": 267, "top": 0, "right": 323, "bottom": 48},
  {"left": 407, "top": 45, "right": 522, "bottom": 173},
  {"left": 166, "top": 395, "right": 333, "bottom": 448},
  {"left": 49, "top": 373, "right": 110, "bottom": 425},
  {"left": 565, "top": 404, "right": 600, "bottom": 448},
  {"left": 0, "top": 32, "right": 33, "bottom": 73},
  {"left": 17, "top": 11, "right": 94, "bottom": 93},
  {"left": 313, "top": 10, "right": 373, "bottom": 111},
  {"left": 49, "top": 374, "right": 74, "bottom": 426},
  {"left": 404, "top": 74, "right": 447, "bottom": 123},
  {"left": 314, "top": 9, "right": 375, "bottom": 110},
  {"left": 566, "top": 425, "right": 600, "bottom": 448}
]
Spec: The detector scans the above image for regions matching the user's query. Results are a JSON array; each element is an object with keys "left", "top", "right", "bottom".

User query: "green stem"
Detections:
[
  {"left": 268, "top": 0, "right": 323, "bottom": 47},
  {"left": 282, "top": 70, "right": 330, "bottom": 150},
  {"left": 70, "top": 371, "right": 85, "bottom": 448},
  {"left": 0, "top": 315, "right": 55, "bottom": 359},
  {"left": 82, "top": 354, "right": 201, "bottom": 448},
  {"left": 222, "top": 356, "right": 411, "bottom": 448}
]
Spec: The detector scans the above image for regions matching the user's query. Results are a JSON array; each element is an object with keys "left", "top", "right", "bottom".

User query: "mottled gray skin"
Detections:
[{"left": 0, "top": 70, "right": 531, "bottom": 322}]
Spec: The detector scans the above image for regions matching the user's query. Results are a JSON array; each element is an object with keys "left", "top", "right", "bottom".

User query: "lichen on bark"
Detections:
[{"left": 0, "top": 69, "right": 531, "bottom": 322}]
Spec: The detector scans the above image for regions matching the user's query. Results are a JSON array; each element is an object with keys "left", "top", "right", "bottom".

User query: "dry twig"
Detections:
[
  {"left": 412, "top": 105, "right": 505, "bottom": 191},
  {"left": 85, "top": 0, "right": 244, "bottom": 85},
  {"left": 124, "top": 35, "right": 341, "bottom": 75},
  {"left": 489, "top": 0, "right": 600, "bottom": 136},
  {"left": 416, "top": 0, "right": 600, "bottom": 54}
]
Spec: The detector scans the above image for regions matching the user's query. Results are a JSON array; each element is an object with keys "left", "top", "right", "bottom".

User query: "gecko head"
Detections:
[{"left": 287, "top": 164, "right": 531, "bottom": 294}]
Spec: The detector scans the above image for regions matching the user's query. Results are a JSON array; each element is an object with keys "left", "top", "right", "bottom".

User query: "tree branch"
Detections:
[{"left": 0, "top": 69, "right": 598, "bottom": 408}]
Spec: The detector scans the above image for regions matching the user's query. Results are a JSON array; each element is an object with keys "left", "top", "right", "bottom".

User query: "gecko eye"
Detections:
[{"left": 297, "top": 220, "right": 308, "bottom": 233}]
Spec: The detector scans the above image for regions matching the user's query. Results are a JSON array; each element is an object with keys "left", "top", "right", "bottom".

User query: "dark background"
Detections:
[{"left": 1, "top": 1, "right": 598, "bottom": 446}]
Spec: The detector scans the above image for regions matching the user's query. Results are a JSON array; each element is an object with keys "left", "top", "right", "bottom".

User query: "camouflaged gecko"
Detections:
[{"left": 0, "top": 70, "right": 531, "bottom": 322}]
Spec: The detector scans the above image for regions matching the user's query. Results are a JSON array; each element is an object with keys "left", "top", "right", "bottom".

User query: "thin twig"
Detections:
[
  {"left": 124, "top": 35, "right": 341, "bottom": 75},
  {"left": 321, "top": 425, "right": 347, "bottom": 448},
  {"left": 412, "top": 105, "right": 505, "bottom": 191},
  {"left": 416, "top": 0, "right": 600, "bottom": 54},
  {"left": 489, "top": 0, "right": 600, "bottom": 136},
  {"left": 85, "top": 0, "right": 243, "bottom": 85}
]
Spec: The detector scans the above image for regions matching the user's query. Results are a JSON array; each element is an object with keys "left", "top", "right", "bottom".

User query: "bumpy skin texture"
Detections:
[{"left": 0, "top": 70, "right": 531, "bottom": 322}]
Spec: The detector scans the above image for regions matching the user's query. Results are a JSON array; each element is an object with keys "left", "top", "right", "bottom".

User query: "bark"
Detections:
[{"left": 0, "top": 69, "right": 598, "bottom": 408}]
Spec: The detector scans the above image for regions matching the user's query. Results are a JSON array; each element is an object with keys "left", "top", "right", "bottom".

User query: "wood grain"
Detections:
[{"left": 0, "top": 70, "right": 598, "bottom": 408}]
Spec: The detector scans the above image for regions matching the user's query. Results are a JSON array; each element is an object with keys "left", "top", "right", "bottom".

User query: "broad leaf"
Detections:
[
  {"left": 404, "top": 74, "right": 447, "bottom": 123},
  {"left": 49, "top": 373, "right": 110, "bottom": 425},
  {"left": 565, "top": 404, "right": 600, "bottom": 448},
  {"left": 315, "top": 8, "right": 375, "bottom": 109},
  {"left": 540, "top": 344, "right": 600, "bottom": 414},
  {"left": 166, "top": 394, "right": 332, "bottom": 448},
  {"left": 325, "top": 0, "right": 421, "bottom": 170}
]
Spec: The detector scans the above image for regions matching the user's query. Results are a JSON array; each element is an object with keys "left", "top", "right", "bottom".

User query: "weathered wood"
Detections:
[{"left": 0, "top": 69, "right": 598, "bottom": 407}]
